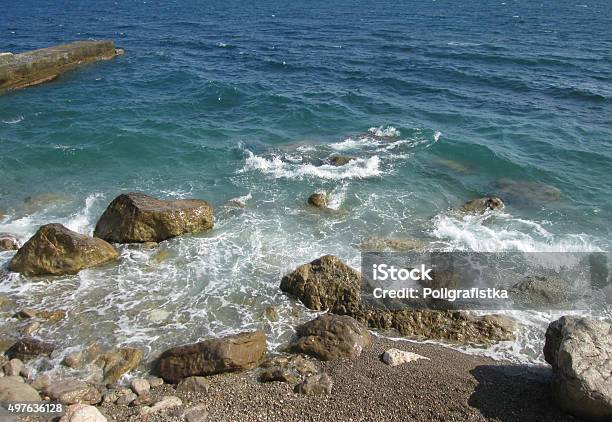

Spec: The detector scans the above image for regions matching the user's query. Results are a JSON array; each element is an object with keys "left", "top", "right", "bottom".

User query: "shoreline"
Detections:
[{"left": 94, "top": 336, "right": 573, "bottom": 422}]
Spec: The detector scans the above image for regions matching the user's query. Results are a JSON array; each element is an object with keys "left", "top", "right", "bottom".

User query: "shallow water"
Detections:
[{"left": 1, "top": 0, "right": 611, "bottom": 368}]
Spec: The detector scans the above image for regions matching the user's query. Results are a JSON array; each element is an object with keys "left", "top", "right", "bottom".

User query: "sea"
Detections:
[{"left": 1, "top": 0, "right": 611, "bottom": 373}]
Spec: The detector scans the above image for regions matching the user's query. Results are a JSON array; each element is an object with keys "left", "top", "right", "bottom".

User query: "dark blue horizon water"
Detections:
[{"left": 0, "top": 0, "right": 611, "bottom": 362}]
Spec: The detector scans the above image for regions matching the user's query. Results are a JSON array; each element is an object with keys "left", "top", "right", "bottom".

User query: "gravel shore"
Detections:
[{"left": 98, "top": 336, "right": 578, "bottom": 422}]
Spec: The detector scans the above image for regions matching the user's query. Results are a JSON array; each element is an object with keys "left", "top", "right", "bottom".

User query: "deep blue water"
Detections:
[{"left": 0, "top": 0, "right": 611, "bottom": 363}]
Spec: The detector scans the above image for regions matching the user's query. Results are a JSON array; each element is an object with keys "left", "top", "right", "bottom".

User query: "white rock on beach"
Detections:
[
  {"left": 382, "top": 348, "right": 430, "bottom": 367},
  {"left": 59, "top": 404, "right": 107, "bottom": 422},
  {"left": 141, "top": 396, "right": 182, "bottom": 415}
]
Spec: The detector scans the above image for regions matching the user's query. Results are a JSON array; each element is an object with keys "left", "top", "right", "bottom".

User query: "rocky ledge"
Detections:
[
  {"left": 280, "top": 255, "right": 517, "bottom": 344},
  {"left": 0, "top": 40, "right": 123, "bottom": 93}
]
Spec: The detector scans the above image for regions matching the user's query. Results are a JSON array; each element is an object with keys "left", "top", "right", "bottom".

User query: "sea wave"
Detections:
[
  {"left": 241, "top": 150, "right": 383, "bottom": 180},
  {"left": 431, "top": 211, "right": 602, "bottom": 253}
]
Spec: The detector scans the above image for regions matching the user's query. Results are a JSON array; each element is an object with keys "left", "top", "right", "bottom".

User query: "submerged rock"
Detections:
[
  {"left": 307, "top": 192, "right": 328, "bottom": 209},
  {"left": 94, "top": 347, "right": 143, "bottom": 385},
  {"left": 289, "top": 314, "right": 371, "bottom": 361},
  {"left": 93, "top": 192, "right": 214, "bottom": 243},
  {"left": 0, "top": 233, "right": 19, "bottom": 250},
  {"left": 544, "top": 316, "right": 611, "bottom": 421},
  {"left": 9, "top": 223, "right": 118, "bottom": 276},
  {"left": 498, "top": 178, "right": 561, "bottom": 203},
  {"left": 459, "top": 197, "right": 504, "bottom": 214},
  {"left": 294, "top": 373, "right": 332, "bottom": 395},
  {"left": 157, "top": 331, "right": 266, "bottom": 383},
  {"left": 359, "top": 237, "right": 425, "bottom": 252},
  {"left": 0, "top": 40, "right": 123, "bottom": 93},
  {"left": 280, "top": 255, "right": 362, "bottom": 315}
]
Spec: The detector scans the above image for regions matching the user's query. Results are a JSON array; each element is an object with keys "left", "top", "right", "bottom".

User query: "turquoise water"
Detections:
[{"left": 0, "top": 0, "right": 611, "bottom": 367}]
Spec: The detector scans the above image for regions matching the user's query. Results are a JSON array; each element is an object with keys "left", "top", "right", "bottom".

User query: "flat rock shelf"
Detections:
[{"left": 0, "top": 40, "right": 123, "bottom": 93}]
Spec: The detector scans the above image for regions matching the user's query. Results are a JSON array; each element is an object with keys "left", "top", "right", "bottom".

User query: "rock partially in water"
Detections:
[
  {"left": 307, "top": 192, "right": 328, "bottom": 209},
  {"left": 45, "top": 379, "right": 101, "bottom": 405},
  {"left": 351, "top": 308, "right": 516, "bottom": 345},
  {"left": 157, "top": 331, "right": 266, "bottom": 383},
  {"left": 59, "top": 403, "right": 108, "bottom": 422},
  {"left": 544, "top": 316, "right": 611, "bottom": 422},
  {"left": 94, "top": 347, "right": 143, "bottom": 385},
  {"left": 360, "top": 237, "right": 425, "bottom": 252},
  {"left": 9, "top": 223, "right": 118, "bottom": 276},
  {"left": 281, "top": 255, "right": 516, "bottom": 345},
  {"left": 0, "top": 376, "right": 41, "bottom": 402},
  {"left": 6, "top": 338, "right": 55, "bottom": 361},
  {"left": 497, "top": 178, "right": 561, "bottom": 203},
  {"left": 94, "top": 192, "right": 214, "bottom": 243},
  {"left": 0, "top": 41, "right": 123, "bottom": 93},
  {"left": 459, "top": 197, "right": 504, "bottom": 214},
  {"left": 289, "top": 314, "right": 371, "bottom": 361},
  {"left": 280, "top": 255, "right": 362, "bottom": 315},
  {"left": 0, "top": 233, "right": 19, "bottom": 250},
  {"left": 329, "top": 155, "right": 355, "bottom": 166},
  {"left": 510, "top": 275, "right": 572, "bottom": 307},
  {"left": 294, "top": 373, "right": 332, "bottom": 395},
  {"left": 15, "top": 308, "right": 66, "bottom": 323},
  {"left": 63, "top": 343, "right": 102, "bottom": 369}
]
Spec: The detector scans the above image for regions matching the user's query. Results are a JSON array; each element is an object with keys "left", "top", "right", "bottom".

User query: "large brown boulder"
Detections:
[
  {"left": 93, "top": 193, "right": 214, "bottom": 243},
  {"left": 157, "top": 331, "right": 266, "bottom": 383},
  {"left": 9, "top": 224, "right": 118, "bottom": 276},
  {"left": 280, "top": 255, "right": 362, "bottom": 314},
  {"left": 289, "top": 314, "right": 371, "bottom": 360},
  {"left": 544, "top": 316, "right": 611, "bottom": 421}
]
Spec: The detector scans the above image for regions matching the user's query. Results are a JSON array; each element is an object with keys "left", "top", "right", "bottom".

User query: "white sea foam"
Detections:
[
  {"left": 431, "top": 211, "right": 602, "bottom": 253},
  {"left": 2, "top": 115, "right": 24, "bottom": 124},
  {"left": 368, "top": 125, "right": 400, "bottom": 137},
  {"left": 242, "top": 151, "right": 382, "bottom": 180}
]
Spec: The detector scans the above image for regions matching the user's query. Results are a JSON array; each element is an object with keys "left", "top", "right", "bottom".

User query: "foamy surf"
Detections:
[
  {"left": 431, "top": 211, "right": 602, "bottom": 253},
  {"left": 241, "top": 150, "right": 383, "bottom": 180}
]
